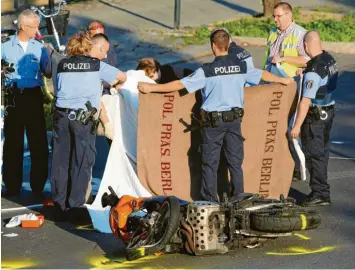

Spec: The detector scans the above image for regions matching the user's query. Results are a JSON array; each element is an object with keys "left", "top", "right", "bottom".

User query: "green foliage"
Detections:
[
  {"left": 298, "top": 15, "right": 355, "bottom": 42},
  {"left": 183, "top": 27, "right": 211, "bottom": 45},
  {"left": 183, "top": 15, "right": 355, "bottom": 45},
  {"left": 312, "top": 4, "right": 346, "bottom": 14},
  {"left": 43, "top": 103, "right": 53, "bottom": 130},
  {"left": 293, "top": 6, "right": 301, "bottom": 20}
]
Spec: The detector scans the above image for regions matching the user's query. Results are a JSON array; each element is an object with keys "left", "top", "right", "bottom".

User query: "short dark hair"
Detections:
[
  {"left": 210, "top": 29, "right": 229, "bottom": 51},
  {"left": 91, "top": 33, "right": 109, "bottom": 43},
  {"left": 274, "top": 2, "right": 293, "bottom": 12}
]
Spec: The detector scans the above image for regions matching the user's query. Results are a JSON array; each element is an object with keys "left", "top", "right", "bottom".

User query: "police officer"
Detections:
[
  {"left": 1, "top": 10, "right": 51, "bottom": 197},
  {"left": 88, "top": 21, "right": 117, "bottom": 144},
  {"left": 291, "top": 31, "right": 338, "bottom": 206},
  {"left": 51, "top": 32, "right": 126, "bottom": 212},
  {"left": 138, "top": 28, "right": 293, "bottom": 202}
]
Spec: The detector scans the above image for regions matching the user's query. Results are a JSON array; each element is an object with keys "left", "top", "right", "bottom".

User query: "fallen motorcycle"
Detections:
[{"left": 101, "top": 187, "right": 321, "bottom": 260}]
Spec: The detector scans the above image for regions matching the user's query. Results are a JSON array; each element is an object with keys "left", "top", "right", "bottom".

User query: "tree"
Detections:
[{"left": 263, "top": 0, "right": 281, "bottom": 17}]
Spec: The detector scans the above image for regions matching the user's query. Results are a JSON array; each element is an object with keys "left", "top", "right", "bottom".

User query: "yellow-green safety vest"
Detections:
[{"left": 263, "top": 24, "right": 306, "bottom": 77}]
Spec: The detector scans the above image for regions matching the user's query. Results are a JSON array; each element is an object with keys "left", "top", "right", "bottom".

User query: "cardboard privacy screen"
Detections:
[{"left": 137, "top": 83, "right": 297, "bottom": 201}]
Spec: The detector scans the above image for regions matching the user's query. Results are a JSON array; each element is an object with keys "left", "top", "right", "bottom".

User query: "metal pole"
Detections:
[
  {"left": 49, "top": 0, "right": 55, "bottom": 12},
  {"left": 174, "top": 0, "right": 181, "bottom": 29}
]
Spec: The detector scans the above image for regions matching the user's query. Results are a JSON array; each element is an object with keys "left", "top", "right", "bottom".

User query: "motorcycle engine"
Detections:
[{"left": 185, "top": 201, "right": 230, "bottom": 255}]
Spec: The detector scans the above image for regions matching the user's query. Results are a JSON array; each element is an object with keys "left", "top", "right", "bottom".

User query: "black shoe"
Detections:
[
  {"left": 292, "top": 170, "right": 302, "bottom": 182},
  {"left": 302, "top": 196, "right": 331, "bottom": 206},
  {"left": 32, "top": 191, "right": 46, "bottom": 201},
  {"left": 65, "top": 206, "right": 91, "bottom": 225}
]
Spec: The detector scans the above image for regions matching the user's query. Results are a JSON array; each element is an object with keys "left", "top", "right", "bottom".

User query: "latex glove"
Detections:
[
  {"left": 5, "top": 213, "right": 38, "bottom": 228},
  {"left": 110, "top": 87, "right": 118, "bottom": 95},
  {"left": 104, "top": 122, "right": 114, "bottom": 140}
]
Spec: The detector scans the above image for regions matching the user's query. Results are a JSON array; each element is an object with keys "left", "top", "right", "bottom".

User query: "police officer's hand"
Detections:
[
  {"left": 271, "top": 56, "right": 283, "bottom": 64},
  {"left": 291, "top": 126, "right": 301, "bottom": 139},
  {"left": 104, "top": 122, "right": 114, "bottom": 140},
  {"left": 280, "top": 77, "right": 294, "bottom": 85},
  {"left": 138, "top": 82, "right": 153, "bottom": 94}
]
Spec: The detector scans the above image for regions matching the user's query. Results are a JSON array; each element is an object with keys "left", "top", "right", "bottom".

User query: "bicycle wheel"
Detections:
[{"left": 126, "top": 196, "right": 181, "bottom": 261}]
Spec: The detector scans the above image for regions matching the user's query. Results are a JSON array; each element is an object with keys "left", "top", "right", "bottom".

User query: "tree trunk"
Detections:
[{"left": 263, "top": 0, "right": 281, "bottom": 17}]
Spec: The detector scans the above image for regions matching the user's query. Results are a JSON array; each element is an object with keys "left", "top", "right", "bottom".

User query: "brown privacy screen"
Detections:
[{"left": 137, "top": 83, "right": 297, "bottom": 201}]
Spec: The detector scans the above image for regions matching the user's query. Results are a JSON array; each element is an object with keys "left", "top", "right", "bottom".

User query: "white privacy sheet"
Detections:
[{"left": 86, "top": 70, "right": 155, "bottom": 233}]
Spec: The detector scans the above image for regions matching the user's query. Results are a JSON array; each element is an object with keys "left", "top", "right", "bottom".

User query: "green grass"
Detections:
[
  {"left": 311, "top": 4, "right": 346, "bottom": 14},
  {"left": 183, "top": 14, "right": 355, "bottom": 45}
]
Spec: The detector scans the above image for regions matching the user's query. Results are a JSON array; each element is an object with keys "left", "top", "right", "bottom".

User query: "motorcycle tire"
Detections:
[
  {"left": 126, "top": 196, "right": 181, "bottom": 261},
  {"left": 250, "top": 209, "right": 321, "bottom": 233}
]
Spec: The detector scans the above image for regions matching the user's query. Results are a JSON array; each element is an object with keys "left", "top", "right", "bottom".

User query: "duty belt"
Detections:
[
  {"left": 12, "top": 82, "right": 40, "bottom": 90},
  {"left": 201, "top": 107, "right": 244, "bottom": 127},
  {"left": 55, "top": 101, "right": 98, "bottom": 125},
  {"left": 308, "top": 104, "right": 334, "bottom": 121}
]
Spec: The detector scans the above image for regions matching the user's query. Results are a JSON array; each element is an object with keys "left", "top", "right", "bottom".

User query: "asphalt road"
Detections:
[{"left": 1, "top": 47, "right": 355, "bottom": 269}]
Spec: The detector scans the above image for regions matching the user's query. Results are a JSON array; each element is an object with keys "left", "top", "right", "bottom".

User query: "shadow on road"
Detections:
[
  {"left": 212, "top": 0, "right": 258, "bottom": 15},
  {"left": 97, "top": 0, "right": 174, "bottom": 30}
]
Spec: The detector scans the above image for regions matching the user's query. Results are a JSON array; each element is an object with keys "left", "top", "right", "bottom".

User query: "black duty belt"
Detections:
[
  {"left": 55, "top": 106, "right": 77, "bottom": 114},
  {"left": 311, "top": 104, "right": 334, "bottom": 111},
  {"left": 201, "top": 107, "right": 244, "bottom": 127},
  {"left": 55, "top": 103, "right": 98, "bottom": 128},
  {"left": 12, "top": 82, "right": 41, "bottom": 91},
  {"left": 308, "top": 105, "right": 334, "bottom": 121}
]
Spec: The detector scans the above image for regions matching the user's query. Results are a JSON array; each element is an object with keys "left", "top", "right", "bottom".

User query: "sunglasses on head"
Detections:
[{"left": 89, "top": 24, "right": 104, "bottom": 31}]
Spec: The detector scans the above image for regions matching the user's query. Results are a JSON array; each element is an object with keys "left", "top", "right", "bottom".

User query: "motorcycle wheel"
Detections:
[
  {"left": 126, "top": 196, "right": 181, "bottom": 261},
  {"left": 250, "top": 208, "right": 321, "bottom": 233}
]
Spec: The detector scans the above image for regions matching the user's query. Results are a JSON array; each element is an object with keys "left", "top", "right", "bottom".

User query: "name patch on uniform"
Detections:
[
  {"left": 236, "top": 51, "right": 251, "bottom": 59},
  {"left": 214, "top": 65, "right": 241, "bottom": 75},
  {"left": 63, "top": 62, "right": 91, "bottom": 70},
  {"left": 57, "top": 56, "right": 100, "bottom": 73}
]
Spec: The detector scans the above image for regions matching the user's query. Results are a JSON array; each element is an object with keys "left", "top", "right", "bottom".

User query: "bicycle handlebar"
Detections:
[{"left": 30, "top": 0, "right": 66, "bottom": 18}]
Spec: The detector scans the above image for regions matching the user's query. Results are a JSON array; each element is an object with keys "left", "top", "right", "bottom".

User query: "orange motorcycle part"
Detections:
[{"left": 109, "top": 195, "right": 145, "bottom": 241}]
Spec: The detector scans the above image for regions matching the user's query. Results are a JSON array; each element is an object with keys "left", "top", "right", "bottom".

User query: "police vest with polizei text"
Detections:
[
  {"left": 228, "top": 42, "right": 251, "bottom": 61},
  {"left": 57, "top": 56, "right": 100, "bottom": 73},
  {"left": 305, "top": 51, "right": 339, "bottom": 100},
  {"left": 202, "top": 54, "right": 247, "bottom": 77}
]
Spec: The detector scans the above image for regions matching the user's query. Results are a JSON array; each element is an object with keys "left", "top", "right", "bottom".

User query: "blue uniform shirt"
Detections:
[
  {"left": 303, "top": 72, "right": 334, "bottom": 106},
  {"left": 1, "top": 35, "right": 50, "bottom": 89},
  {"left": 56, "top": 56, "right": 121, "bottom": 110},
  {"left": 181, "top": 54, "right": 262, "bottom": 112}
]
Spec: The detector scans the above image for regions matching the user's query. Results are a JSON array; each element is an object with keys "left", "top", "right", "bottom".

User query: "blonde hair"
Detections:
[
  {"left": 136, "top": 58, "right": 161, "bottom": 78},
  {"left": 67, "top": 32, "right": 92, "bottom": 56}
]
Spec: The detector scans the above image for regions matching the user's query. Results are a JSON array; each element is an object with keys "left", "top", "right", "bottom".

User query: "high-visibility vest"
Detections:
[{"left": 263, "top": 24, "right": 306, "bottom": 77}]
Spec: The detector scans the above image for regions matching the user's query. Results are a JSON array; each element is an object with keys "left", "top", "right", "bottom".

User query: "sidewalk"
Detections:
[{"left": 2, "top": 0, "right": 354, "bottom": 71}]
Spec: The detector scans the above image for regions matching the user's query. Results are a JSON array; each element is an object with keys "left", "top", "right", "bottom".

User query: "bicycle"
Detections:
[{"left": 29, "top": 0, "right": 69, "bottom": 54}]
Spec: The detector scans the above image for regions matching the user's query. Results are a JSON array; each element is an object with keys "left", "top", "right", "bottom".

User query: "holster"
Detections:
[{"left": 308, "top": 106, "right": 322, "bottom": 120}]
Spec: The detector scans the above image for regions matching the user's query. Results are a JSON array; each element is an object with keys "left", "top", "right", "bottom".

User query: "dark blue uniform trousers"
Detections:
[
  {"left": 51, "top": 111, "right": 96, "bottom": 210},
  {"left": 200, "top": 118, "right": 244, "bottom": 202},
  {"left": 3, "top": 88, "right": 48, "bottom": 194},
  {"left": 301, "top": 109, "right": 335, "bottom": 199}
]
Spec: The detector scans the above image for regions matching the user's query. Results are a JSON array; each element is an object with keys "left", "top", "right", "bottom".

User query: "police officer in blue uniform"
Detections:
[
  {"left": 138, "top": 28, "right": 293, "bottom": 202},
  {"left": 51, "top": 32, "right": 126, "bottom": 212},
  {"left": 1, "top": 10, "right": 51, "bottom": 197},
  {"left": 291, "top": 31, "right": 338, "bottom": 206}
]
